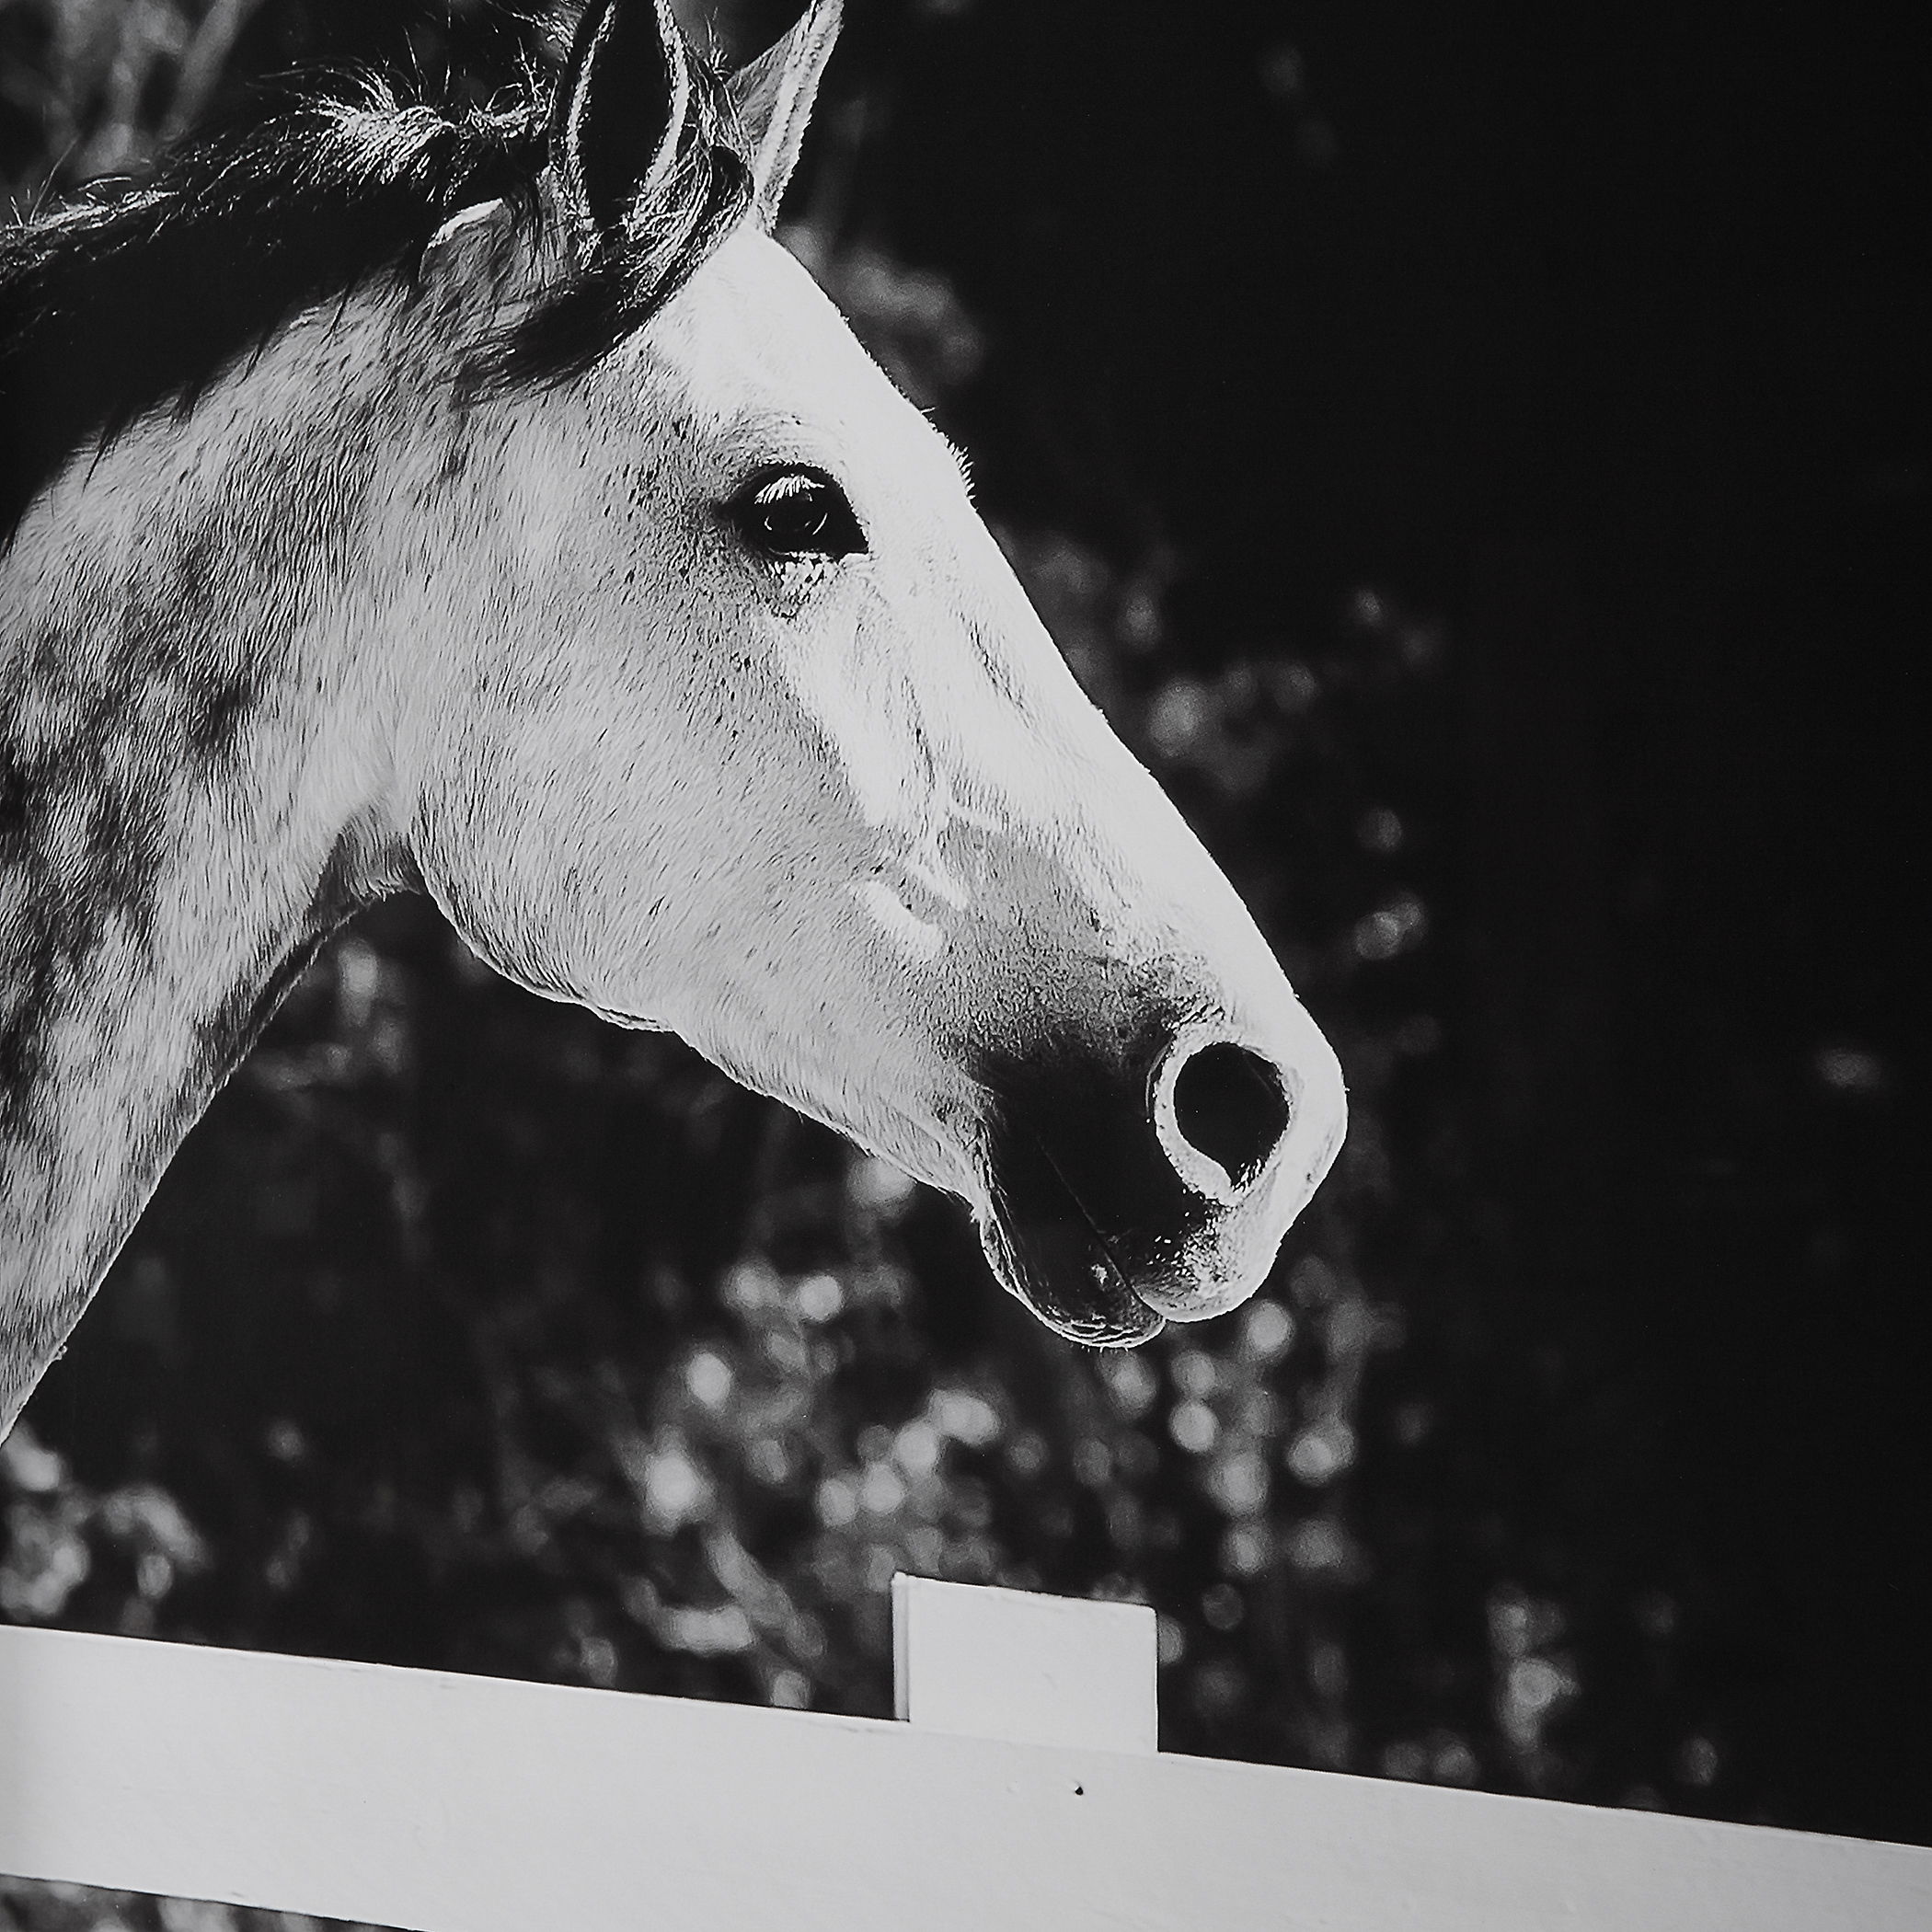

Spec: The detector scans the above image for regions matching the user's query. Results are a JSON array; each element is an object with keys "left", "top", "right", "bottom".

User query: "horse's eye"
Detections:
[{"left": 726, "top": 466, "right": 865, "bottom": 564}]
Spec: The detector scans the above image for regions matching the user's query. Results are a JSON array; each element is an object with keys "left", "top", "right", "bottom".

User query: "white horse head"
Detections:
[
  {"left": 397, "top": 0, "right": 1346, "bottom": 1345},
  {"left": 0, "top": 0, "right": 1343, "bottom": 1437}
]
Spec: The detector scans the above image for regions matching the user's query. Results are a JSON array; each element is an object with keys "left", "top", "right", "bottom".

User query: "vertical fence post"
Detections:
[{"left": 891, "top": 1573, "right": 1157, "bottom": 1754}]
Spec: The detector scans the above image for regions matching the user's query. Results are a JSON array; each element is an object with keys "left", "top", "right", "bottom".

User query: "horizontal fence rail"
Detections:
[{"left": 2, "top": 1577, "right": 1927, "bottom": 1931}]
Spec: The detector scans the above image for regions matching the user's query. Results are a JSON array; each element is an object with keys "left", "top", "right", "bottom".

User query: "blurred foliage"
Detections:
[{"left": 6, "top": 0, "right": 1867, "bottom": 1923}]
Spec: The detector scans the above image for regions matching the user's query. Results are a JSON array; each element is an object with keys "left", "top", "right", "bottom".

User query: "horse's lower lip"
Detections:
[
  {"left": 1014, "top": 1229, "right": 1166, "bottom": 1346},
  {"left": 980, "top": 1133, "right": 1167, "bottom": 1347}
]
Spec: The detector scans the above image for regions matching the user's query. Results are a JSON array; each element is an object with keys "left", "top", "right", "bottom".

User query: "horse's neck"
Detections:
[{"left": 0, "top": 296, "right": 425, "bottom": 1432}]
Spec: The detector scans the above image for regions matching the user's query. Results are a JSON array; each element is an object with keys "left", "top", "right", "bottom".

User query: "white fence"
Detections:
[{"left": 2, "top": 1575, "right": 1926, "bottom": 1930}]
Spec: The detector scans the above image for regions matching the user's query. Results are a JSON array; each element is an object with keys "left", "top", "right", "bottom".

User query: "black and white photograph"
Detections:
[{"left": 1, "top": 2, "right": 1924, "bottom": 1926}]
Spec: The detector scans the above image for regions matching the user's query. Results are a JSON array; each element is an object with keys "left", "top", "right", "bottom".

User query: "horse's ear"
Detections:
[
  {"left": 728, "top": 0, "right": 842, "bottom": 225},
  {"left": 554, "top": 0, "right": 691, "bottom": 245}
]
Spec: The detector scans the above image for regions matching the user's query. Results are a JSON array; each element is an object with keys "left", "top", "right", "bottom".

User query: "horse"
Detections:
[{"left": 0, "top": 0, "right": 1346, "bottom": 1440}]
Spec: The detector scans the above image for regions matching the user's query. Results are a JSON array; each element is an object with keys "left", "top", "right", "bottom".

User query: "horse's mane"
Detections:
[{"left": 0, "top": 62, "right": 752, "bottom": 543}]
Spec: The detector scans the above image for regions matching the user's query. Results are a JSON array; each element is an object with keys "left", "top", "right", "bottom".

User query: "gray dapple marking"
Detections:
[{"left": 0, "top": 0, "right": 1346, "bottom": 1437}]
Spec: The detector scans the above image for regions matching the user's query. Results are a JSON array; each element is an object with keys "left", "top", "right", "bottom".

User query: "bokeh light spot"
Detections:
[
  {"left": 1206, "top": 1448, "right": 1270, "bottom": 1517},
  {"left": 1676, "top": 1735, "right": 1720, "bottom": 1788},
  {"left": 1239, "top": 1298, "right": 1295, "bottom": 1363},
  {"left": 1287, "top": 1420, "right": 1356, "bottom": 1485},
  {"left": 684, "top": 1350, "right": 732, "bottom": 1409},
  {"left": 1169, "top": 1399, "right": 1219, "bottom": 1455},
  {"left": 928, "top": 1387, "right": 1001, "bottom": 1447},
  {"left": 893, "top": 1418, "right": 941, "bottom": 1480},
  {"left": 794, "top": 1272, "right": 844, "bottom": 1324}
]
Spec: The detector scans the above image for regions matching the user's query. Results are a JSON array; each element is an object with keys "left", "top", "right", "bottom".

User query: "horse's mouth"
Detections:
[{"left": 977, "top": 1128, "right": 1167, "bottom": 1348}]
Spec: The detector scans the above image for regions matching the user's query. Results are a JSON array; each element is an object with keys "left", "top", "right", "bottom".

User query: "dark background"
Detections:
[{"left": 2, "top": 3, "right": 1924, "bottom": 1910}]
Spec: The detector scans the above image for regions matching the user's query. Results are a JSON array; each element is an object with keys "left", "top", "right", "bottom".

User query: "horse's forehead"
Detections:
[{"left": 650, "top": 231, "right": 927, "bottom": 455}]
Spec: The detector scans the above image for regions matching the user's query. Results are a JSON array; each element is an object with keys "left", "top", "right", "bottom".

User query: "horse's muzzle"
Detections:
[{"left": 972, "top": 1009, "right": 1345, "bottom": 1344}]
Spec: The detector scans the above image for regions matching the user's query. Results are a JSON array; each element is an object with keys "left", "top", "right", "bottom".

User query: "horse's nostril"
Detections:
[{"left": 1168, "top": 1041, "right": 1292, "bottom": 1190}]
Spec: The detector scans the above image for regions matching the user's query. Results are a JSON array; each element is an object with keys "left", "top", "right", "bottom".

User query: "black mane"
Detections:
[{"left": 0, "top": 63, "right": 752, "bottom": 543}]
